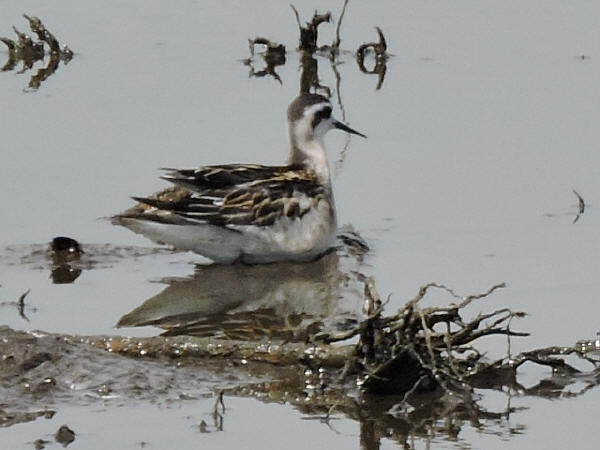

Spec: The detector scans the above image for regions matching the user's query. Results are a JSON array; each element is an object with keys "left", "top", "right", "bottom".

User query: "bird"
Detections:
[{"left": 112, "top": 93, "right": 366, "bottom": 264}]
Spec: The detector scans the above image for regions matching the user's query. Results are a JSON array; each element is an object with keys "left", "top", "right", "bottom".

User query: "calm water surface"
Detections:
[{"left": 2, "top": 0, "right": 600, "bottom": 448}]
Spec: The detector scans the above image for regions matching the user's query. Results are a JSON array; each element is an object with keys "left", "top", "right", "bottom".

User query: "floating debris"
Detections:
[
  {"left": 1, "top": 14, "right": 74, "bottom": 90},
  {"left": 243, "top": 2, "right": 389, "bottom": 92},
  {"left": 244, "top": 37, "right": 286, "bottom": 83},
  {"left": 1, "top": 289, "right": 599, "bottom": 449},
  {"left": 329, "top": 0, "right": 350, "bottom": 59},
  {"left": 83, "top": 281, "right": 599, "bottom": 399},
  {"left": 17, "top": 289, "right": 30, "bottom": 322},
  {"left": 0, "top": 288, "right": 34, "bottom": 322},
  {"left": 290, "top": 5, "right": 331, "bottom": 53},
  {"left": 54, "top": 425, "right": 75, "bottom": 447},
  {"left": 356, "top": 27, "right": 388, "bottom": 90},
  {"left": 248, "top": 37, "right": 285, "bottom": 58},
  {"left": 33, "top": 438, "right": 50, "bottom": 449},
  {"left": 572, "top": 189, "right": 585, "bottom": 224},
  {"left": 543, "top": 189, "right": 590, "bottom": 223}
]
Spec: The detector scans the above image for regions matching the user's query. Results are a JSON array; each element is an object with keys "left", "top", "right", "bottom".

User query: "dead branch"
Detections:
[
  {"left": 290, "top": 5, "right": 331, "bottom": 53},
  {"left": 1, "top": 15, "right": 73, "bottom": 89},
  {"left": 17, "top": 289, "right": 30, "bottom": 322},
  {"left": 330, "top": 0, "right": 349, "bottom": 58},
  {"left": 356, "top": 27, "right": 388, "bottom": 89},
  {"left": 61, "top": 278, "right": 596, "bottom": 402},
  {"left": 24, "top": 14, "right": 60, "bottom": 53},
  {"left": 248, "top": 37, "right": 285, "bottom": 57},
  {"left": 245, "top": 37, "right": 286, "bottom": 83},
  {"left": 572, "top": 189, "right": 585, "bottom": 223}
]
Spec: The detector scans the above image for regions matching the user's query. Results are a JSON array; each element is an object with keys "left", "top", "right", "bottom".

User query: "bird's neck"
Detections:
[{"left": 288, "top": 131, "right": 331, "bottom": 186}]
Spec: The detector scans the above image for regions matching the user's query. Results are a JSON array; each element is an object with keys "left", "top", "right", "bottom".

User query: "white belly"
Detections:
[
  {"left": 117, "top": 200, "right": 337, "bottom": 264},
  {"left": 236, "top": 203, "right": 337, "bottom": 263}
]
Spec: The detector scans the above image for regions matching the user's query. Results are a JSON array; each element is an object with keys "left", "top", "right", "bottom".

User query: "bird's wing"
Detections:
[
  {"left": 130, "top": 165, "right": 326, "bottom": 228},
  {"left": 160, "top": 164, "right": 296, "bottom": 192}
]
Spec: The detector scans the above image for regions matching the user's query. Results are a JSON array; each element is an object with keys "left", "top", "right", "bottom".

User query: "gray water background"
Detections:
[{"left": 1, "top": 0, "right": 600, "bottom": 448}]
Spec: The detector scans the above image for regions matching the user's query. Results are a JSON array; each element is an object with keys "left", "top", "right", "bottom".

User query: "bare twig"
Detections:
[
  {"left": 572, "top": 189, "right": 585, "bottom": 223},
  {"left": 213, "top": 390, "right": 225, "bottom": 415},
  {"left": 246, "top": 37, "right": 286, "bottom": 84},
  {"left": 290, "top": 5, "right": 331, "bottom": 53},
  {"left": 330, "top": 0, "right": 349, "bottom": 58},
  {"left": 2, "top": 15, "right": 73, "bottom": 89},
  {"left": 573, "top": 189, "right": 585, "bottom": 213},
  {"left": 212, "top": 390, "right": 225, "bottom": 431},
  {"left": 17, "top": 289, "right": 31, "bottom": 322},
  {"left": 290, "top": 4, "right": 302, "bottom": 29},
  {"left": 356, "top": 27, "right": 389, "bottom": 89}
]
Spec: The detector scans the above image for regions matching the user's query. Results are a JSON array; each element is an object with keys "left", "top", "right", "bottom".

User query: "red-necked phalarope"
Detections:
[{"left": 112, "top": 93, "right": 366, "bottom": 264}]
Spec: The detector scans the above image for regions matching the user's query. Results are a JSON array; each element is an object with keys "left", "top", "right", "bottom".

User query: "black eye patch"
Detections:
[{"left": 312, "top": 106, "right": 332, "bottom": 128}]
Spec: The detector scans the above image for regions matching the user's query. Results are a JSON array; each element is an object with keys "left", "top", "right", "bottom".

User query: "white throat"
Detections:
[{"left": 287, "top": 117, "right": 332, "bottom": 185}]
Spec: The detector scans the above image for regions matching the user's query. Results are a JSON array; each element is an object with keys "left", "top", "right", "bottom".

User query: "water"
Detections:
[{"left": 2, "top": 0, "right": 600, "bottom": 448}]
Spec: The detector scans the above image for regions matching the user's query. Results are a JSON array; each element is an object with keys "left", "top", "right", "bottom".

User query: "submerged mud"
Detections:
[
  {"left": 1, "top": 240, "right": 599, "bottom": 447},
  {"left": 3, "top": 320, "right": 599, "bottom": 449},
  {"left": 0, "top": 326, "right": 266, "bottom": 428}
]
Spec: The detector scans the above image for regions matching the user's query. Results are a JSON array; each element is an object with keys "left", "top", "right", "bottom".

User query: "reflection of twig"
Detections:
[
  {"left": 213, "top": 390, "right": 225, "bottom": 415},
  {"left": 330, "top": 59, "right": 346, "bottom": 121},
  {"left": 299, "top": 52, "right": 330, "bottom": 97},
  {"left": 330, "top": 58, "right": 351, "bottom": 175},
  {"left": 356, "top": 27, "right": 389, "bottom": 90},
  {"left": 0, "top": 37, "right": 16, "bottom": 53},
  {"left": 1, "top": 16, "right": 73, "bottom": 90},
  {"left": 290, "top": 4, "right": 331, "bottom": 53},
  {"left": 1, "top": 38, "right": 18, "bottom": 71},
  {"left": 248, "top": 37, "right": 285, "bottom": 57},
  {"left": 212, "top": 390, "right": 225, "bottom": 431},
  {"left": 244, "top": 38, "right": 286, "bottom": 84},
  {"left": 24, "top": 14, "right": 58, "bottom": 54},
  {"left": 572, "top": 189, "right": 585, "bottom": 224},
  {"left": 330, "top": 0, "right": 349, "bottom": 59},
  {"left": 27, "top": 53, "right": 60, "bottom": 90},
  {"left": 400, "top": 374, "right": 430, "bottom": 407},
  {"left": 290, "top": 4, "right": 302, "bottom": 29},
  {"left": 12, "top": 26, "right": 44, "bottom": 60},
  {"left": 506, "top": 312, "right": 514, "bottom": 360},
  {"left": 334, "top": 138, "right": 350, "bottom": 175},
  {"left": 17, "top": 289, "right": 30, "bottom": 322},
  {"left": 301, "top": 402, "right": 341, "bottom": 435}
]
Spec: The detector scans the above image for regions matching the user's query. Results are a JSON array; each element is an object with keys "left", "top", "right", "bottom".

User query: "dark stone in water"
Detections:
[
  {"left": 50, "top": 237, "right": 82, "bottom": 255},
  {"left": 55, "top": 425, "right": 75, "bottom": 446}
]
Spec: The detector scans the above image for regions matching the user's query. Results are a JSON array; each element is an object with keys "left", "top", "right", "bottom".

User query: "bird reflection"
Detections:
[{"left": 117, "top": 247, "right": 367, "bottom": 341}]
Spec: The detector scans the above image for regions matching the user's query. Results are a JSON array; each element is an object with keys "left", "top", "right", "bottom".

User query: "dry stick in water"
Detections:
[
  {"left": 572, "top": 189, "right": 585, "bottom": 224},
  {"left": 330, "top": 0, "right": 349, "bottom": 59},
  {"left": 356, "top": 27, "right": 388, "bottom": 90},
  {"left": 17, "top": 289, "right": 30, "bottom": 322},
  {"left": 76, "top": 280, "right": 600, "bottom": 397}
]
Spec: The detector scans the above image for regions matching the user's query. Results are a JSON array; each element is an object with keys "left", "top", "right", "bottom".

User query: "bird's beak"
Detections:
[{"left": 333, "top": 120, "right": 367, "bottom": 138}]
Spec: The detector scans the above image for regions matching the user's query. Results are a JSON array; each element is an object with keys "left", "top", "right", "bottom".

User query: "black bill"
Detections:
[{"left": 333, "top": 120, "right": 367, "bottom": 138}]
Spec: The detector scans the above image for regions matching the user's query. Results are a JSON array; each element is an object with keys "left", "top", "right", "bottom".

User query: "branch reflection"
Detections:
[{"left": 1, "top": 15, "right": 73, "bottom": 91}]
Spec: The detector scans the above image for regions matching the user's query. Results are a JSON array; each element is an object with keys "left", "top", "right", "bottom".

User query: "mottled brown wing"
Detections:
[
  {"left": 131, "top": 165, "right": 324, "bottom": 228},
  {"left": 160, "top": 164, "right": 299, "bottom": 192}
]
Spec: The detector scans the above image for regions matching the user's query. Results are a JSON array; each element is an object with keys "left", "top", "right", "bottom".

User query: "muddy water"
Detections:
[{"left": 2, "top": 0, "right": 600, "bottom": 449}]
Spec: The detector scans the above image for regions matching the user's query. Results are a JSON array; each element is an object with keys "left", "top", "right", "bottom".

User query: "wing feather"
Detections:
[{"left": 128, "top": 164, "right": 326, "bottom": 228}]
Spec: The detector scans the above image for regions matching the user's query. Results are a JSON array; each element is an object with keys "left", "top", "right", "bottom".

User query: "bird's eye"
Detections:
[
  {"left": 312, "top": 107, "right": 332, "bottom": 128},
  {"left": 319, "top": 107, "right": 332, "bottom": 119}
]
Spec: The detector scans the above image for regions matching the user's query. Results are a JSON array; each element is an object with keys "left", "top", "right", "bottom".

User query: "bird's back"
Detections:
[{"left": 112, "top": 163, "right": 336, "bottom": 263}]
